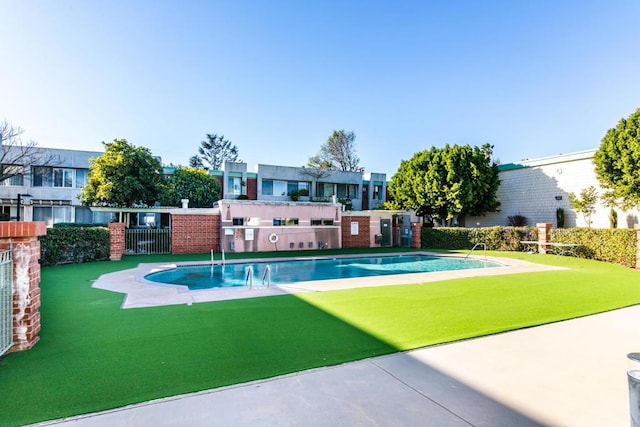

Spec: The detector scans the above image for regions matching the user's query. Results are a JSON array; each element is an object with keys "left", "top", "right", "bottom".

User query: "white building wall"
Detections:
[{"left": 468, "top": 150, "right": 640, "bottom": 229}]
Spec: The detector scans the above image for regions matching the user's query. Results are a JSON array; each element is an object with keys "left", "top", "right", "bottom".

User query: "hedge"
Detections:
[
  {"left": 422, "top": 225, "right": 638, "bottom": 268},
  {"left": 551, "top": 228, "right": 637, "bottom": 268},
  {"left": 40, "top": 225, "right": 110, "bottom": 267},
  {"left": 421, "top": 226, "right": 537, "bottom": 251}
]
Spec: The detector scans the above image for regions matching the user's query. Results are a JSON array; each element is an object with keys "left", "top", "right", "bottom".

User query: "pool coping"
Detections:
[{"left": 92, "top": 252, "right": 565, "bottom": 309}]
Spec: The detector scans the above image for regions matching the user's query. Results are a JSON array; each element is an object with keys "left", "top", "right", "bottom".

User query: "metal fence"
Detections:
[
  {"left": 125, "top": 228, "right": 171, "bottom": 254},
  {"left": 0, "top": 250, "right": 13, "bottom": 357}
]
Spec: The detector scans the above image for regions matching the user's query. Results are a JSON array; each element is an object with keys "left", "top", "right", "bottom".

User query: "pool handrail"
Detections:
[
  {"left": 262, "top": 265, "right": 271, "bottom": 287},
  {"left": 245, "top": 265, "right": 254, "bottom": 289},
  {"left": 465, "top": 242, "right": 487, "bottom": 262}
]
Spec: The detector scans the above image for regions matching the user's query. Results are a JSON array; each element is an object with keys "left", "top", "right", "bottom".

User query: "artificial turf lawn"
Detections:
[{"left": 1, "top": 250, "right": 639, "bottom": 426}]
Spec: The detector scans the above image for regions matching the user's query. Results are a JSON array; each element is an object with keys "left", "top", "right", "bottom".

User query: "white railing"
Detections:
[
  {"left": 465, "top": 242, "right": 487, "bottom": 261},
  {"left": 245, "top": 266, "right": 254, "bottom": 289}
]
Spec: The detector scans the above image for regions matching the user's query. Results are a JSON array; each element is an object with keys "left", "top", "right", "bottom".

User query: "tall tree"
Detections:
[
  {"left": 160, "top": 167, "right": 221, "bottom": 208},
  {"left": 80, "top": 139, "right": 165, "bottom": 207},
  {"left": 594, "top": 107, "right": 640, "bottom": 209},
  {"left": 569, "top": 186, "right": 598, "bottom": 228},
  {"left": 0, "top": 120, "right": 59, "bottom": 182},
  {"left": 307, "top": 130, "right": 360, "bottom": 172},
  {"left": 387, "top": 144, "right": 500, "bottom": 225},
  {"left": 189, "top": 134, "right": 240, "bottom": 170}
]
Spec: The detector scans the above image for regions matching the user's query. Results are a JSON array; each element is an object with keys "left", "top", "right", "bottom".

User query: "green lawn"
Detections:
[{"left": 1, "top": 250, "right": 639, "bottom": 426}]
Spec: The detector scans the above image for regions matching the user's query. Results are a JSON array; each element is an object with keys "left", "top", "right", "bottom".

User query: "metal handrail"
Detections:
[
  {"left": 465, "top": 242, "right": 487, "bottom": 261},
  {"left": 262, "top": 265, "right": 271, "bottom": 287},
  {"left": 245, "top": 266, "right": 254, "bottom": 289}
]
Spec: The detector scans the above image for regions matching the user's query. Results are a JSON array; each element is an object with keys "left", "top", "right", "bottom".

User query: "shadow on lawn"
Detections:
[{"left": 0, "top": 254, "right": 544, "bottom": 426}]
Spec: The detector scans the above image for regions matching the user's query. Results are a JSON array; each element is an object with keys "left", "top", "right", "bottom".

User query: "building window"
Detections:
[
  {"left": 53, "top": 168, "right": 73, "bottom": 188},
  {"left": 316, "top": 182, "right": 335, "bottom": 198},
  {"left": 273, "top": 218, "right": 298, "bottom": 226},
  {"left": 33, "top": 206, "right": 71, "bottom": 227},
  {"left": 373, "top": 184, "right": 383, "bottom": 200},
  {"left": 311, "top": 218, "right": 334, "bottom": 226},
  {"left": 1, "top": 165, "right": 24, "bottom": 186},
  {"left": 228, "top": 176, "right": 242, "bottom": 195},
  {"left": 74, "top": 207, "right": 93, "bottom": 223},
  {"left": 232, "top": 217, "right": 245, "bottom": 226},
  {"left": 287, "top": 181, "right": 310, "bottom": 196},
  {"left": 262, "top": 179, "right": 287, "bottom": 196},
  {"left": 75, "top": 169, "right": 88, "bottom": 188},
  {"left": 337, "top": 184, "right": 357, "bottom": 199},
  {"left": 32, "top": 166, "right": 52, "bottom": 187}
]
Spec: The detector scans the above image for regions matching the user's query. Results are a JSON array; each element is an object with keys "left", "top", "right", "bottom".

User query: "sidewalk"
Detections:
[{"left": 37, "top": 305, "right": 639, "bottom": 426}]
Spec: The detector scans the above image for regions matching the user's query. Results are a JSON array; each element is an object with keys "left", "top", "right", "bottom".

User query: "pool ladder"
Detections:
[
  {"left": 465, "top": 242, "right": 487, "bottom": 261},
  {"left": 245, "top": 265, "right": 271, "bottom": 289}
]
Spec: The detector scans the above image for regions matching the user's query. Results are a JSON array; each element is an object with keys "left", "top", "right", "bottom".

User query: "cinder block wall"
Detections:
[{"left": 172, "top": 213, "right": 220, "bottom": 254}]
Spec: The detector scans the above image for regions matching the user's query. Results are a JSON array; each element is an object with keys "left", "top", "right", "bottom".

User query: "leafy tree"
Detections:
[
  {"left": 80, "top": 139, "right": 165, "bottom": 207},
  {"left": 0, "top": 120, "right": 59, "bottom": 182},
  {"left": 307, "top": 130, "right": 360, "bottom": 172},
  {"left": 160, "top": 167, "right": 221, "bottom": 208},
  {"left": 594, "top": 107, "right": 640, "bottom": 209},
  {"left": 189, "top": 134, "right": 239, "bottom": 170},
  {"left": 569, "top": 186, "right": 598, "bottom": 228},
  {"left": 387, "top": 144, "right": 500, "bottom": 225}
]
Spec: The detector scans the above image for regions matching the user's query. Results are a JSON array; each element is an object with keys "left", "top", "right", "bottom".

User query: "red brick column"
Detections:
[
  {"left": 108, "top": 223, "right": 126, "bottom": 261},
  {"left": 0, "top": 221, "right": 47, "bottom": 352},
  {"left": 537, "top": 223, "right": 552, "bottom": 254},
  {"left": 411, "top": 222, "right": 423, "bottom": 248}
]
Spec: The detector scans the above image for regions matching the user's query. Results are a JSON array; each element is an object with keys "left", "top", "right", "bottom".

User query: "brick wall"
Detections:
[
  {"left": 411, "top": 222, "right": 422, "bottom": 248},
  {"left": 172, "top": 213, "right": 221, "bottom": 254},
  {"left": 0, "top": 221, "right": 47, "bottom": 352},
  {"left": 342, "top": 216, "right": 371, "bottom": 248},
  {"left": 246, "top": 177, "right": 258, "bottom": 200},
  {"left": 108, "top": 222, "right": 126, "bottom": 261}
]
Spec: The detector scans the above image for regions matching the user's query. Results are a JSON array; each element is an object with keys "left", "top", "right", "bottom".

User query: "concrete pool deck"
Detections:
[
  {"left": 38, "top": 304, "right": 640, "bottom": 426},
  {"left": 91, "top": 252, "right": 564, "bottom": 309}
]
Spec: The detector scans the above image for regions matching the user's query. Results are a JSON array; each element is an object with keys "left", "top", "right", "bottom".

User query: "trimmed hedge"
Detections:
[
  {"left": 422, "top": 226, "right": 537, "bottom": 251},
  {"left": 40, "top": 226, "right": 110, "bottom": 267},
  {"left": 551, "top": 228, "right": 637, "bottom": 268},
  {"left": 421, "top": 225, "right": 638, "bottom": 268}
]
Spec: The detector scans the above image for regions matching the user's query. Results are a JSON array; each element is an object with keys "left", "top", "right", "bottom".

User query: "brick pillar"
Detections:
[
  {"left": 411, "top": 222, "right": 423, "bottom": 249},
  {"left": 537, "top": 223, "right": 552, "bottom": 254},
  {"left": 0, "top": 221, "right": 47, "bottom": 352},
  {"left": 109, "top": 222, "right": 126, "bottom": 261},
  {"left": 635, "top": 225, "right": 640, "bottom": 269}
]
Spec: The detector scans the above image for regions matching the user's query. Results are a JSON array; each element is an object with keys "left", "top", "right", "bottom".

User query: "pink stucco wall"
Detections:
[{"left": 218, "top": 200, "right": 342, "bottom": 252}]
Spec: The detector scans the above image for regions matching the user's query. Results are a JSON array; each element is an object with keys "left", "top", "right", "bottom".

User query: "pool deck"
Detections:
[{"left": 92, "top": 252, "right": 564, "bottom": 309}]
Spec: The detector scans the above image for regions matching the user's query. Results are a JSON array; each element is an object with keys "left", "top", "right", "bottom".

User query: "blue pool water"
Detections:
[{"left": 145, "top": 254, "right": 501, "bottom": 291}]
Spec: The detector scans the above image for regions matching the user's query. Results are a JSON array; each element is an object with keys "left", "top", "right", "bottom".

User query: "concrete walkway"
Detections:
[{"left": 37, "top": 305, "right": 640, "bottom": 427}]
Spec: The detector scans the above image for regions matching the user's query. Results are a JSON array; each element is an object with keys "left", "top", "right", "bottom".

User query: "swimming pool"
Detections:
[{"left": 145, "top": 254, "right": 501, "bottom": 291}]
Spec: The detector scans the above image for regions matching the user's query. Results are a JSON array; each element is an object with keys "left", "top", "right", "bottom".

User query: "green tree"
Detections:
[
  {"left": 569, "top": 186, "right": 598, "bottom": 228},
  {"left": 594, "top": 107, "right": 640, "bottom": 209},
  {"left": 189, "top": 134, "right": 240, "bottom": 170},
  {"left": 80, "top": 139, "right": 165, "bottom": 207},
  {"left": 307, "top": 130, "right": 360, "bottom": 172},
  {"left": 161, "top": 167, "right": 221, "bottom": 208},
  {"left": 387, "top": 144, "right": 500, "bottom": 225}
]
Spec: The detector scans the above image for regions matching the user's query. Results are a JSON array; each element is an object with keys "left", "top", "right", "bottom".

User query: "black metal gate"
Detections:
[{"left": 125, "top": 229, "right": 171, "bottom": 254}]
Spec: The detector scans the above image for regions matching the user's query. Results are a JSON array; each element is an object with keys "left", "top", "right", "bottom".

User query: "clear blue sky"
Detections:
[{"left": 2, "top": 0, "right": 639, "bottom": 177}]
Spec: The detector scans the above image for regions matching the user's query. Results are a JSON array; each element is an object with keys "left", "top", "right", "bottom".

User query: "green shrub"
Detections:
[
  {"left": 40, "top": 226, "right": 110, "bottom": 266},
  {"left": 551, "top": 228, "right": 636, "bottom": 268},
  {"left": 422, "top": 226, "right": 536, "bottom": 251}
]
